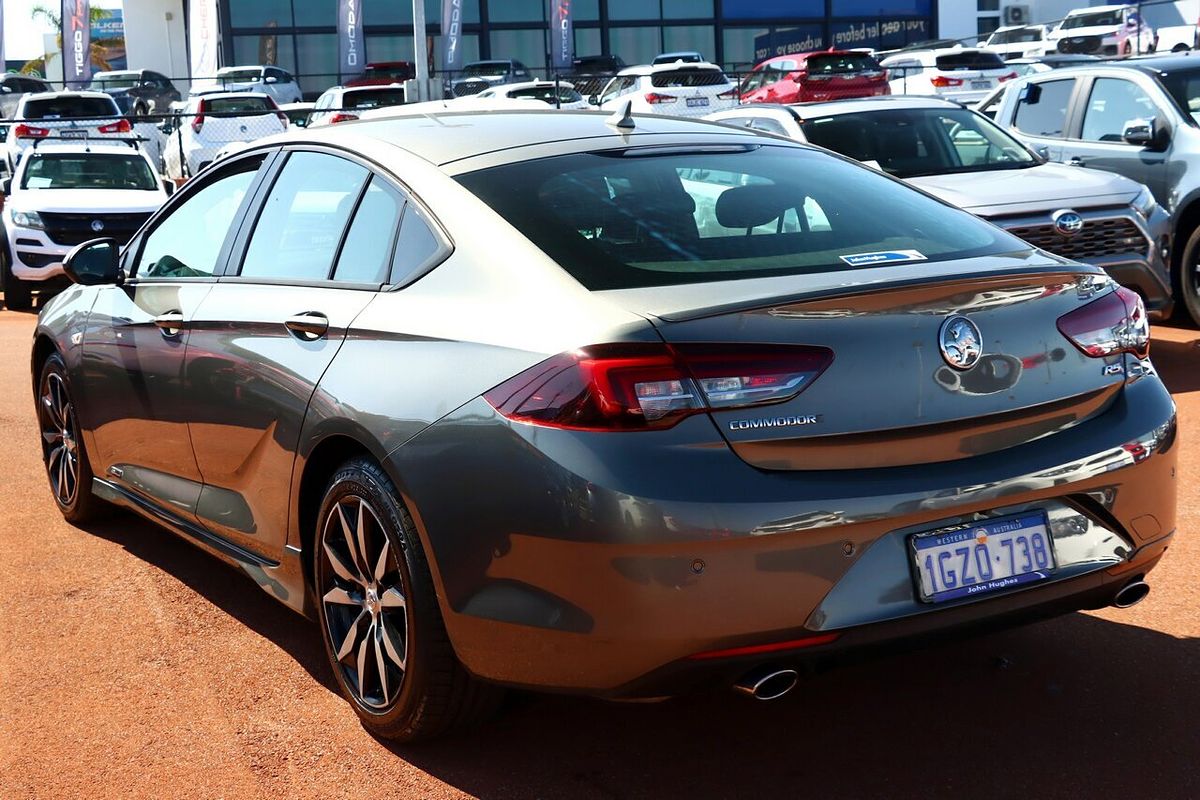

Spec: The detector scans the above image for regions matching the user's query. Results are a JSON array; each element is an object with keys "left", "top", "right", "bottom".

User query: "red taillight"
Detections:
[
  {"left": 998, "top": 71, "right": 1018, "bottom": 82},
  {"left": 484, "top": 343, "right": 834, "bottom": 432},
  {"left": 98, "top": 118, "right": 133, "bottom": 134},
  {"left": 192, "top": 114, "right": 205, "bottom": 134},
  {"left": 13, "top": 124, "right": 49, "bottom": 139},
  {"left": 687, "top": 633, "right": 841, "bottom": 661},
  {"left": 277, "top": 110, "right": 290, "bottom": 126},
  {"left": 1057, "top": 286, "right": 1150, "bottom": 359},
  {"left": 328, "top": 112, "right": 360, "bottom": 124},
  {"left": 930, "top": 75, "right": 964, "bottom": 88},
  {"left": 644, "top": 92, "right": 677, "bottom": 104}
]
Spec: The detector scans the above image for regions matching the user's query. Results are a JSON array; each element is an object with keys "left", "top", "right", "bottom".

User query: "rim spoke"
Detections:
[
  {"left": 43, "top": 429, "right": 62, "bottom": 446},
  {"left": 373, "top": 538, "right": 390, "bottom": 583},
  {"left": 323, "top": 538, "right": 364, "bottom": 587},
  {"left": 380, "top": 617, "right": 406, "bottom": 671},
  {"left": 58, "top": 457, "right": 69, "bottom": 502},
  {"left": 380, "top": 587, "right": 406, "bottom": 610},
  {"left": 374, "top": 625, "right": 390, "bottom": 701},
  {"left": 47, "top": 445, "right": 63, "bottom": 474},
  {"left": 337, "top": 503, "right": 369, "bottom": 584},
  {"left": 335, "top": 609, "right": 366, "bottom": 660},
  {"left": 322, "top": 586, "right": 358, "bottom": 606},
  {"left": 355, "top": 498, "right": 372, "bottom": 582},
  {"left": 356, "top": 627, "right": 372, "bottom": 698}
]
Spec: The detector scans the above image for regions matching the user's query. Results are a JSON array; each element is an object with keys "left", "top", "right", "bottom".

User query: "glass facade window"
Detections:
[
  {"left": 489, "top": 0, "right": 545, "bottom": 23},
  {"left": 609, "top": 27, "right": 663, "bottom": 64},
  {"left": 490, "top": 29, "right": 546, "bottom": 69},
  {"left": 663, "top": 26, "right": 716, "bottom": 60},
  {"left": 664, "top": 0, "right": 714, "bottom": 18},
  {"left": 233, "top": 34, "right": 297, "bottom": 74},
  {"left": 723, "top": 0, "right": 823, "bottom": 20},
  {"left": 230, "top": 0, "right": 291, "bottom": 28}
]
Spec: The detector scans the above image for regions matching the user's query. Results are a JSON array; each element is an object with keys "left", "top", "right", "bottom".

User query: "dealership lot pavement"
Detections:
[{"left": 1, "top": 307, "right": 1196, "bottom": 800}]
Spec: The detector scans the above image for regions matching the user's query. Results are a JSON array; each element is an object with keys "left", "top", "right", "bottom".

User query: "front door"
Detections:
[
  {"left": 183, "top": 150, "right": 404, "bottom": 558},
  {"left": 79, "top": 154, "right": 269, "bottom": 519}
]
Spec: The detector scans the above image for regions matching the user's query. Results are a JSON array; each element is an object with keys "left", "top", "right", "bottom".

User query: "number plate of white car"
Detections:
[
  {"left": 970, "top": 80, "right": 991, "bottom": 90},
  {"left": 686, "top": 97, "right": 709, "bottom": 107},
  {"left": 911, "top": 512, "right": 1055, "bottom": 603}
]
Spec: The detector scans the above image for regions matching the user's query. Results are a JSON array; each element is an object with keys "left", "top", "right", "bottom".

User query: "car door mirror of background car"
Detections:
[
  {"left": 63, "top": 238, "right": 122, "bottom": 286},
  {"left": 161, "top": 178, "right": 176, "bottom": 196},
  {"left": 1, "top": 177, "right": 10, "bottom": 195},
  {"left": 266, "top": 76, "right": 279, "bottom": 84},
  {"left": 1122, "top": 117, "right": 1166, "bottom": 150}
]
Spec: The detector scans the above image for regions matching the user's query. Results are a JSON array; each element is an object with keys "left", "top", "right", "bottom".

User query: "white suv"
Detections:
[
  {"left": 1047, "top": 5, "right": 1157, "bottom": 56},
  {"left": 880, "top": 48, "right": 1017, "bottom": 104},
  {"left": 191, "top": 65, "right": 304, "bottom": 104},
  {"left": 2, "top": 142, "right": 168, "bottom": 309},
  {"left": 4, "top": 91, "right": 129, "bottom": 172},
  {"left": 596, "top": 62, "right": 738, "bottom": 116}
]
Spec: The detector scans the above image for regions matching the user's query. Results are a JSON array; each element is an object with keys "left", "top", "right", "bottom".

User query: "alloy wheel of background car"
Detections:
[
  {"left": 318, "top": 494, "right": 409, "bottom": 711},
  {"left": 37, "top": 354, "right": 103, "bottom": 523},
  {"left": 314, "top": 457, "right": 502, "bottom": 741},
  {"left": 1179, "top": 223, "right": 1200, "bottom": 326}
]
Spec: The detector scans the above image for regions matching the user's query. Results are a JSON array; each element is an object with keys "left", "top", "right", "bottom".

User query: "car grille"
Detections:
[
  {"left": 1002, "top": 217, "right": 1149, "bottom": 261},
  {"left": 1058, "top": 36, "right": 1104, "bottom": 54},
  {"left": 38, "top": 212, "right": 152, "bottom": 246},
  {"left": 452, "top": 81, "right": 488, "bottom": 97}
]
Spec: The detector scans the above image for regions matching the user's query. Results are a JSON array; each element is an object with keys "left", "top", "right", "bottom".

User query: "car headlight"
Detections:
[
  {"left": 10, "top": 210, "right": 44, "bottom": 230},
  {"left": 1132, "top": 186, "right": 1157, "bottom": 220}
]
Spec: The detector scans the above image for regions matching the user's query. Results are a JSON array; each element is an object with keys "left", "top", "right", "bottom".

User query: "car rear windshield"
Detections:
[
  {"left": 202, "top": 97, "right": 275, "bottom": 113},
  {"left": 508, "top": 85, "right": 582, "bottom": 103},
  {"left": 650, "top": 69, "right": 728, "bottom": 88},
  {"left": 800, "top": 107, "right": 1036, "bottom": 178},
  {"left": 463, "top": 62, "right": 509, "bottom": 77},
  {"left": 935, "top": 52, "right": 1006, "bottom": 71},
  {"left": 23, "top": 96, "right": 118, "bottom": 119},
  {"left": 806, "top": 53, "right": 882, "bottom": 75},
  {"left": 343, "top": 88, "right": 406, "bottom": 109},
  {"left": 1062, "top": 11, "right": 1121, "bottom": 29},
  {"left": 90, "top": 73, "right": 138, "bottom": 89},
  {"left": 21, "top": 153, "right": 156, "bottom": 191},
  {"left": 456, "top": 145, "right": 1019, "bottom": 291},
  {"left": 219, "top": 69, "right": 263, "bottom": 81},
  {"left": 364, "top": 64, "right": 413, "bottom": 80}
]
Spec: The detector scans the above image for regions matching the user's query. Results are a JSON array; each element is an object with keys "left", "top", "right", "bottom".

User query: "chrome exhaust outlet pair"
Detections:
[
  {"left": 733, "top": 667, "right": 799, "bottom": 701},
  {"left": 1112, "top": 580, "right": 1150, "bottom": 609}
]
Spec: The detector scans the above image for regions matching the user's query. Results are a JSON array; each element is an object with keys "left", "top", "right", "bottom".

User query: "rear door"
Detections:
[{"left": 182, "top": 148, "right": 404, "bottom": 558}]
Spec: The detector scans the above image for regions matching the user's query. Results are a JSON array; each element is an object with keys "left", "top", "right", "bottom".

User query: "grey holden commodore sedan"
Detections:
[{"left": 34, "top": 110, "right": 1177, "bottom": 741}]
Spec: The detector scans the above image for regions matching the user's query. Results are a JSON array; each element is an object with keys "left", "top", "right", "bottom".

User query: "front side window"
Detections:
[
  {"left": 1013, "top": 79, "right": 1075, "bottom": 137},
  {"left": 22, "top": 153, "right": 158, "bottom": 191},
  {"left": 457, "top": 146, "right": 1020, "bottom": 291},
  {"left": 239, "top": 152, "right": 369, "bottom": 281},
  {"left": 1081, "top": 78, "right": 1160, "bottom": 142},
  {"left": 137, "top": 159, "right": 263, "bottom": 279}
]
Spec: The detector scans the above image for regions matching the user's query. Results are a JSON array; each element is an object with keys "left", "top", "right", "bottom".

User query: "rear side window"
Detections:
[
  {"left": 651, "top": 70, "right": 727, "bottom": 88},
  {"left": 390, "top": 203, "right": 442, "bottom": 285},
  {"left": 239, "top": 152, "right": 369, "bottom": 281},
  {"left": 935, "top": 52, "right": 1006, "bottom": 71},
  {"left": 806, "top": 54, "right": 881, "bottom": 75},
  {"left": 1013, "top": 79, "right": 1075, "bottom": 137},
  {"left": 24, "top": 96, "right": 118, "bottom": 118},
  {"left": 334, "top": 178, "right": 404, "bottom": 283},
  {"left": 456, "top": 146, "right": 1017, "bottom": 291},
  {"left": 343, "top": 88, "right": 406, "bottom": 109}
]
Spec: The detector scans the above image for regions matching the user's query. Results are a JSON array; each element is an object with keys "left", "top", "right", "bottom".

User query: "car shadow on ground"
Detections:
[{"left": 1151, "top": 323, "right": 1200, "bottom": 394}]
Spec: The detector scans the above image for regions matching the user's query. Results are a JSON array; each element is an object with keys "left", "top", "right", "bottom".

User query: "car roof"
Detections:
[
  {"left": 92, "top": 70, "right": 140, "bottom": 77},
  {"left": 1066, "top": 3, "right": 1129, "bottom": 13},
  {"left": 218, "top": 65, "right": 268, "bottom": 72},
  {"left": 308, "top": 109, "right": 774, "bottom": 170},
  {"left": 619, "top": 61, "right": 724, "bottom": 75},
  {"left": 712, "top": 95, "right": 962, "bottom": 120},
  {"left": 1084, "top": 53, "right": 1200, "bottom": 76},
  {"left": 26, "top": 141, "right": 149, "bottom": 156},
  {"left": 22, "top": 90, "right": 113, "bottom": 100}
]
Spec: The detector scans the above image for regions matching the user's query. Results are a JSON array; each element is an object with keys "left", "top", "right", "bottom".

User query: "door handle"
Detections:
[
  {"left": 285, "top": 312, "right": 329, "bottom": 341},
  {"left": 154, "top": 310, "right": 185, "bottom": 338},
  {"left": 1067, "top": 156, "right": 1085, "bottom": 167}
]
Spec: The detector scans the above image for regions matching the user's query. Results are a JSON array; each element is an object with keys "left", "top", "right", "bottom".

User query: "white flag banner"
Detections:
[{"left": 189, "top": 0, "right": 219, "bottom": 87}]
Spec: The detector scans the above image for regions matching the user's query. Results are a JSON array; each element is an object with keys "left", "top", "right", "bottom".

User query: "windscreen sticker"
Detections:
[{"left": 840, "top": 249, "right": 928, "bottom": 267}]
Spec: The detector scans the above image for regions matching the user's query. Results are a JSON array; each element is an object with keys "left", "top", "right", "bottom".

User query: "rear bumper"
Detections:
[{"left": 392, "top": 371, "right": 1177, "bottom": 695}]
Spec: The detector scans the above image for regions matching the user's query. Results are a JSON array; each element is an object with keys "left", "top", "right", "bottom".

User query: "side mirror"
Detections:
[
  {"left": 63, "top": 238, "right": 122, "bottom": 286},
  {"left": 588, "top": 94, "right": 599, "bottom": 106},
  {"left": 1122, "top": 117, "right": 1157, "bottom": 148},
  {"left": 1, "top": 178, "right": 10, "bottom": 195},
  {"left": 161, "top": 178, "right": 175, "bottom": 196},
  {"left": 265, "top": 76, "right": 279, "bottom": 84}
]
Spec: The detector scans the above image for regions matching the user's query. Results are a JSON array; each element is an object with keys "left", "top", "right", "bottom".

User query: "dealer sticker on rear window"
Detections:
[{"left": 839, "top": 249, "right": 928, "bottom": 267}]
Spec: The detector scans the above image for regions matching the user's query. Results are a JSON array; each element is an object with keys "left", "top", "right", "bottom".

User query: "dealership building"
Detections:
[{"left": 117, "top": 0, "right": 1200, "bottom": 98}]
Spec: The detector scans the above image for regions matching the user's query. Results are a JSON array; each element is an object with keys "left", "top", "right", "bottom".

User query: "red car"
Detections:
[
  {"left": 739, "top": 50, "right": 890, "bottom": 104},
  {"left": 344, "top": 61, "right": 416, "bottom": 88}
]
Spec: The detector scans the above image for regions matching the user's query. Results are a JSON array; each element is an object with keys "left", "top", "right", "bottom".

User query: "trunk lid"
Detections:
[{"left": 621, "top": 264, "right": 1125, "bottom": 470}]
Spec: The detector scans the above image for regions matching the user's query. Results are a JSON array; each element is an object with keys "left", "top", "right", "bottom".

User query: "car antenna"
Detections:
[{"left": 606, "top": 99, "right": 635, "bottom": 130}]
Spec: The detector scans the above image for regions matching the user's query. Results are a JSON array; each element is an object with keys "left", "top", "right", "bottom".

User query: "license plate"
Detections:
[
  {"left": 686, "top": 97, "right": 710, "bottom": 108},
  {"left": 970, "top": 80, "right": 991, "bottom": 90},
  {"left": 60, "top": 129, "right": 87, "bottom": 138},
  {"left": 911, "top": 512, "right": 1055, "bottom": 603}
]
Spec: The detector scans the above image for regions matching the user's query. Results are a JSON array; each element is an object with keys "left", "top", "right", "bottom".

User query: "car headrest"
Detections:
[{"left": 715, "top": 183, "right": 797, "bottom": 230}]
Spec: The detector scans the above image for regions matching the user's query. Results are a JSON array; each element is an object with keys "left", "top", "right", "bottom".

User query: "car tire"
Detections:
[
  {"left": 313, "top": 456, "right": 503, "bottom": 742},
  {"left": 37, "top": 353, "right": 106, "bottom": 524},
  {"left": 133, "top": 101, "right": 149, "bottom": 117},
  {"left": 1175, "top": 223, "right": 1200, "bottom": 327},
  {"left": 3, "top": 243, "right": 32, "bottom": 311}
]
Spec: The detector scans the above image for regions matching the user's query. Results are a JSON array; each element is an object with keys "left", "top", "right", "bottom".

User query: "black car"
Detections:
[
  {"left": 563, "top": 54, "right": 627, "bottom": 98},
  {"left": 89, "top": 70, "right": 181, "bottom": 115},
  {"left": 0, "top": 74, "right": 52, "bottom": 119}
]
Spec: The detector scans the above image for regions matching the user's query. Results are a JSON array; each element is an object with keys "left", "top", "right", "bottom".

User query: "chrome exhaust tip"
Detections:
[
  {"left": 1113, "top": 580, "right": 1150, "bottom": 609},
  {"left": 733, "top": 668, "right": 799, "bottom": 701}
]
